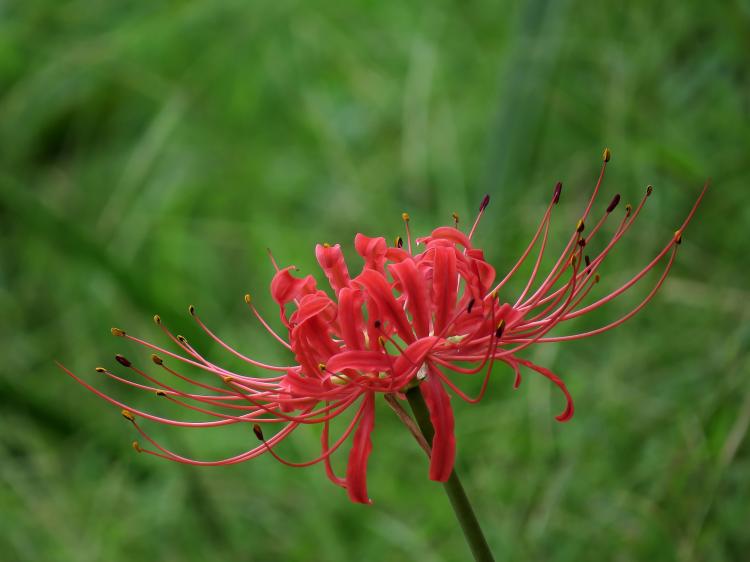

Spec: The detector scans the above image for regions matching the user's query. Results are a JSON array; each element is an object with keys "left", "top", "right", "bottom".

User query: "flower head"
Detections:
[{"left": 59, "top": 149, "right": 708, "bottom": 504}]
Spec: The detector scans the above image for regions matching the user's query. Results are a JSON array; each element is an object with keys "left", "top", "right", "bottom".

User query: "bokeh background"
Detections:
[{"left": 2, "top": 1, "right": 749, "bottom": 560}]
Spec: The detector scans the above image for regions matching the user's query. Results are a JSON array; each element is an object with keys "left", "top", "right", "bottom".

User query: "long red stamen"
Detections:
[
  {"left": 468, "top": 194, "right": 490, "bottom": 240},
  {"left": 244, "top": 293, "right": 292, "bottom": 350}
]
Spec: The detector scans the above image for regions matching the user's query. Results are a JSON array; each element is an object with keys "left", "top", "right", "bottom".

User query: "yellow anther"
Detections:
[
  {"left": 570, "top": 254, "right": 579, "bottom": 267},
  {"left": 602, "top": 147, "right": 611, "bottom": 162},
  {"left": 223, "top": 376, "right": 234, "bottom": 384},
  {"left": 625, "top": 203, "right": 633, "bottom": 215},
  {"left": 244, "top": 293, "right": 252, "bottom": 305},
  {"left": 402, "top": 212, "right": 410, "bottom": 222},
  {"left": 153, "top": 314, "right": 161, "bottom": 325},
  {"left": 176, "top": 335, "right": 187, "bottom": 344},
  {"left": 452, "top": 212, "right": 459, "bottom": 223},
  {"left": 674, "top": 230, "right": 682, "bottom": 244},
  {"left": 111, "top": 327, "right": 126, "bottom": 337},
  {"left": 132, "top": 441, "right": 142, "bottom": 453},
  {"left": 188, "top": 305, "right": 195, "bottom": 315},
  {"left": 322, "top": 242, "right": 331, "bottom": 248},
  {"left": 318, "top": 363, "right": 326, "bottom": 372},
  {"left": 646, "top": 185, "right": 653, "bottom": 196},
  {"left": 151, "top": 354, "right": 163, "bottom": 365},
  {"left": 121, "top": 410, "right": 135, "bottom": 422},
  {"left": 95, "top": 367, "right": 107, "bottom": 373},
  {"left": 576, "top": 219, "right": 585, "bottom": 233},
  {"left": 155, "top": 390, "right": 166, "bottom": 397},
  {"left": 378, "top": 335, "right": 387, "bottom": 347}
]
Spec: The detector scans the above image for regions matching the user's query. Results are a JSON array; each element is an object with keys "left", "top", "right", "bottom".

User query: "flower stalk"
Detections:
[{"left": 406, "top": 386, "right": 495, "bottom": 562}]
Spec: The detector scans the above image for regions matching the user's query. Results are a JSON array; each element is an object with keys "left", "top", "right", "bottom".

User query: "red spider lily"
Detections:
[{"left": 58, "top": 149, "right": 708, "bottom": 504}]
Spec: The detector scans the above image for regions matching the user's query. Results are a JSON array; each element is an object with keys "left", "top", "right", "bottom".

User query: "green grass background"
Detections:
[{"left": 1, "top": 1, "right": 749, "bottom": 560}]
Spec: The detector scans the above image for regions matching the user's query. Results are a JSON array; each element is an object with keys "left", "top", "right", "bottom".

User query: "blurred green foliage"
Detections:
[{"left": 1, "top": 0, "right": 749, "bottom": 560}]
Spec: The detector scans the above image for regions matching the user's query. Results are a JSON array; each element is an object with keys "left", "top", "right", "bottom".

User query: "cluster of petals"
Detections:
[{"left": 59, "top": 150, "right": 708, "bottom": 503}]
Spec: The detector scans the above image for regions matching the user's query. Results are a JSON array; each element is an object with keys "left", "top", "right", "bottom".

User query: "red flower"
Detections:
[{"left": 59, "top": 150, "right": 708, "bottom": 504}]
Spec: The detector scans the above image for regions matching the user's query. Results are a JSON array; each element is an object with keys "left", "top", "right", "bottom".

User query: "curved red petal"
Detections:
[
  {"left": 417, "top": 226, "right": 472, "bottom": 249},
  {"left": 390, "top": 258, "right": 430, "bottom": 339},
  {"left": 326, "top": 351, "right": 391, "bottom": 375},
  {"left": 392, "top": 336, "right": 440, "bottom": 382},
  {"left": 421, "top": 367, "right": 456, "bottom": 482},
  {"left": 337, "top": 287, "right": 366, "bottom": 350},
  {"left": 346, "top": 393, "right": 376, "bottom": 503},
  {"left": 315, "top": 243, "right": 352, "bottom": 294},
  {"left": 355, "top": 268, "right": 414, "bottom": 343},
  {"left": 354, "top": 233, "right": 388, "bottom": 273},
  {"left": 291, "top": 293, "right": 336, "bottom": 326},
  {"left": 432, "top": 246, "right": 458, "bottom": 334},
  {"left": 270, "top": 266, "right": 317, "bottom": 306}
]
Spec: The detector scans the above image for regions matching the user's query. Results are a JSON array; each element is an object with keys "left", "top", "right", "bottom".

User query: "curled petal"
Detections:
[
  {"left": 337, "top": 287, "right": 366, "bottom": 350},
  {"left": 466, "top": 249, "right": 496, "bottom": 294},
  {"left": 421, "top": 367, "right": 456, "bottom": 482},
  {"left": 392, "top": 337, "right": 440, "bottom": 382},
  {"left": 390, "top": 258, "right": 430, "bottom": 339},
  {"left": 417, "top": 226, "right": 472, "bottom": 249},
  {"left": 432, "top": 246, "right": 458, "bottom": 334},
  {"left": 316, "top": 243, "right": 351, "bottom": 294},
  {"left": 326, "top": 351, "right": 392, "bottom": 375},
  {"left": 346, "top": 393, "right": 376, "bottom": 503},
  {"left": 355, "top": 268, "right": 414, "bottom": 343},
  {"left": 290, "top": 317, "right": 339, "bottom": 376},
  {"left": 291, "top": 293, "right": 336, "bottom": 326},
  {"left": 385, "top": 247, "right": 410, "bottom": 262},
  {"left": 271, "top": 266, "right": 317, "bottom": 307},
  {"left": 354, "top": 233, "right": 388, "bottom": 273}
]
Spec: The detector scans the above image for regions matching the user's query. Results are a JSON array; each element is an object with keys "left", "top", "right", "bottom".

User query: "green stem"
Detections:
[{"left": 405, "top": 387, "right": 495, "bottom": 562}]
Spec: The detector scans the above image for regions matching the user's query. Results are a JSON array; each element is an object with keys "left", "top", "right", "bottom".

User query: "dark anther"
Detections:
[
  {"left": 373, "top": 320, "right": 382, "bottom": 329},
  {"left": 115, "top": 354, "right": 132, "bottom": 368},
  {"left": 253, "top": 424, "right": 264, "bottom": 441},
  {"left": 606, "top": 193, "right": 621, "bottom": 213},
  {"left": 479, "top": 194, "right": 490, "bottom": 211},
  {"left": 467, "top": 298, "right": 476, "bottom": 314},
  {"left": 553, "top": 181, "right": 562, "bottom": 204}
]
